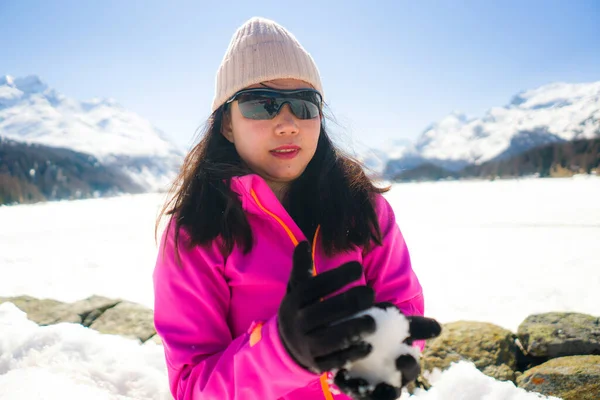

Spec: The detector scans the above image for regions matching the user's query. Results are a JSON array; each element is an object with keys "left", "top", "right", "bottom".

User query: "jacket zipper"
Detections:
[{"left": 250, "top": 189, "right": 334, "bottom": 400}]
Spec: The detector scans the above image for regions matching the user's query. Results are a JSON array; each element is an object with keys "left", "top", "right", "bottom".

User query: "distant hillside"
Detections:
[
  {"left": 390, "top": 163, "right": 458, "bottom": 182},
  {"left": 0, "top": 137, "right": 144, "bottom": 205},
  {"left": 391, "top": 138, "right": 599, "bottom": 182},
  {"left": 460, "top": 138, "right": 599, "bottom": 179}
]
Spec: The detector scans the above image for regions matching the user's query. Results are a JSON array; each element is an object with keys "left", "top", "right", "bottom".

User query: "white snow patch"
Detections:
[{"left": 0, "top": 302, "right": 171, "bottom": 400}]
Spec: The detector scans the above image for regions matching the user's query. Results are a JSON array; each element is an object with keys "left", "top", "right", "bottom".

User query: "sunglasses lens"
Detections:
[{"left": 236, "top": 90, "right": 321, "bottom": 120}]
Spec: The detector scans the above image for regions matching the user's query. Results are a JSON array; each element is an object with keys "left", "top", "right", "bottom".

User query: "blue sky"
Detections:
[{"left": 1, "top": 0, "right": 599, "bottom": 152}]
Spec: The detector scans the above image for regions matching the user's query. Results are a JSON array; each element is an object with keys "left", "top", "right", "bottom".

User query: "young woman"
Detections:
[{"left": 153, "top": 17, "right": 441, "bottom": 400}]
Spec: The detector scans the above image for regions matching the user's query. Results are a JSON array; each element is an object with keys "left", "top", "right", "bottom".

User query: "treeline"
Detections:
[
  {"left": 0, "top": 137, "right": 143, "bottom": 205},
  {"left": 391, "top": 138, "right": 599, "bottom": 182}
]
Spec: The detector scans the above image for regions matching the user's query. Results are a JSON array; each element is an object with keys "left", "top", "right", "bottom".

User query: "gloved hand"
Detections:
[
  {"left": 333, "top": 302, "right": 442, "bottom": 400},
  {"left": 277, "top": 241, "right": 377, "bottom": 374}
]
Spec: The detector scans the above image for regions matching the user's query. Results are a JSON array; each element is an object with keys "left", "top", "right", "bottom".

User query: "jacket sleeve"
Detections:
[
  {"left": 363, "top": 194, "right": 425, "bottom": 318},
  {"left": 153, "top": 221, "right": 318, "bottom": 400}
]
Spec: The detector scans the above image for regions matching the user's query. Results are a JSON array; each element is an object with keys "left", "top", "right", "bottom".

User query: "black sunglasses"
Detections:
[{"left": 224, "top": 88, "right": 322, "bottom": 120}]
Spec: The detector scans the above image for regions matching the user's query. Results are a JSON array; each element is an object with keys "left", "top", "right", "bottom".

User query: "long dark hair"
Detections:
[{"left": 156, "top": 106, "right": 389, "bottom": 259}]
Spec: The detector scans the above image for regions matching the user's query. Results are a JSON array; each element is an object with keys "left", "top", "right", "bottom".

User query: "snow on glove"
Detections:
[
  {"left": 277, "top": 241, "right": 377, "bottom": 374},
  {"left": 333, "top": 302, "right": 442, "bottom": 400}
]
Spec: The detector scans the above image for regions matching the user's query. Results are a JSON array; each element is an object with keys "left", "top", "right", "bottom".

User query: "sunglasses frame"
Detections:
[{"left": 223, "top": 87, "right": 323, "bottom": 119}]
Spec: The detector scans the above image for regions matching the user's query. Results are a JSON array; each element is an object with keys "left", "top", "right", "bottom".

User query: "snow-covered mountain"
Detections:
[
  {"left": 384, "top": 81, "right": 600, "bottom": 176},
  {"left": 0, "top": 75, "right": 184, "bottom": 191},
  {"left": 357, "top": 139, "right": 415, "bottom": 177}
]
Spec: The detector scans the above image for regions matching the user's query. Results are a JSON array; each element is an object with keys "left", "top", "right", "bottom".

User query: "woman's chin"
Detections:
[{"left": 265, "top": 167, "right": 307, "bottom": 182}]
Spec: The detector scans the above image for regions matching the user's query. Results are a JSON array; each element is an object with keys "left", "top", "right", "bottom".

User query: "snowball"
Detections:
[{"left": 343, "top": 306, "right": 420, "bottom": 388}]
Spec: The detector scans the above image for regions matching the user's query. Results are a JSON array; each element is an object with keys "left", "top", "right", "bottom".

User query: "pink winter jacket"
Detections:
[{"left": 153, "top": 174, "right": 424, "bottom": 400}]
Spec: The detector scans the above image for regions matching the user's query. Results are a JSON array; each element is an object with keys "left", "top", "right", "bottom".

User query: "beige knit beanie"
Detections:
[{"left": 211, "top": 17, "right": 324, "bottom": 112}]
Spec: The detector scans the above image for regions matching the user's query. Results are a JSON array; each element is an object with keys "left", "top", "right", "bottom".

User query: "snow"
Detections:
[
  {"left": 11, "top": 75, "right": 49, "bottom": 94},
  {"left": 2, "top": 176, "right": 599, "bottom": 399},
  {"left": 413, "top": 362, "right": 560, "bottom": 400},
  {"left": 0, "top": 192, "right": 166, "bottom": 306},
  {"left": 0, "top": 75, "right": 180, "bottom": 159},
  {"left": 342, "top": 306, "right": 419, "bottom": 388},
  {"left": 388, "top": 176, "right": 600, "bottom": 331},
  {"left": 0, "top": 302, "right": 171, "bottom": 400},
  {"left": 0, "top": 75, "right": 15, "bottom": 86}
]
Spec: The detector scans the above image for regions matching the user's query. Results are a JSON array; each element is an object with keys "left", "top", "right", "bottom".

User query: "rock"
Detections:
[
  {"left": 0, "top": 295, "right": 66, "bottom": 325},
  {"left": 482, "top": 364, "right": 516, "bottom": 382},
  {"left": 517, "top": 312, "right": 600, "bottom": 359},
  {"left": 0, "top": 295, "right": 120, "bottom": 326},
  {"left": 517, "top": 355, "right": 600, "bottom": 399},
  {"left": 89, "top": 301, "right": 156, "bottom": 343},
  {"left": 145, "top": 334, "right": 163, "bottom": 346},
  {"left": 67, "top": 295, "right": 122, "bottom": 326},
  {"left": 0, "top": 295, "right": 156, "bottom": 343},
  {"left": 422, "top": 321, "right": 518, "bottom": 382}
]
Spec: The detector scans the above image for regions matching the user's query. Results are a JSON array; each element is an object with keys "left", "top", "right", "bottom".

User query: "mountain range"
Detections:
[
  {"left": 1, "top": 75, "right": 598, "bottom": 204},
  {"left": 0, "top": 75, "right": 184, "bottom": 196},
  {"left": 365, "top": 81, "right": 600, "bottom": 178}
]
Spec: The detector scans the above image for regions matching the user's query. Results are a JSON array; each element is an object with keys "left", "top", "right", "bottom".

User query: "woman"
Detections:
[{"left": 153, "top": 17, "right": 440, "bottom": 400}]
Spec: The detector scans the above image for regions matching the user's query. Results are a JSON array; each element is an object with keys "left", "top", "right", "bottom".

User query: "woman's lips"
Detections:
[{"left": 270, "top": 145, "right": 300, "bottom": 159}]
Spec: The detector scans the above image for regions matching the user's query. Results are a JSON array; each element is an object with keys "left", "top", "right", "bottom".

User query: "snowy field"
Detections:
[{"left": 2, "top": 176, "right": 598, "bottom": 399}]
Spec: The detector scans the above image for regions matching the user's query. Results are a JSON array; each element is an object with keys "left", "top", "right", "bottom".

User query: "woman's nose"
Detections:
[{"left": 274, "top": 104, "right": 299, "bottom": 135}]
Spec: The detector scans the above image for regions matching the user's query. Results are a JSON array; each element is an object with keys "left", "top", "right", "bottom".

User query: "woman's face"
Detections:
[{"left": 221, "top": 78, "right": 321, "bottom": 194}]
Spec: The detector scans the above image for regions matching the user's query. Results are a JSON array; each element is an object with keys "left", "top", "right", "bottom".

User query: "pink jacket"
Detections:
[{"left": 153, "top": 174, "right": 424, "bottom": 400}]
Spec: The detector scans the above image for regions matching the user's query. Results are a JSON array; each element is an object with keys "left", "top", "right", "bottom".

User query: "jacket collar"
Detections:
[
  {"left": 230, "top": 174, "right": 282, "bottom": 216},
  {"left": 230, "top": 174, "right": 308, "bottom": 244}
]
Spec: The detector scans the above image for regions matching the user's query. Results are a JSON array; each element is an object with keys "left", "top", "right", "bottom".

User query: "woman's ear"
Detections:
[{"left": 221, "top": 110, "right": 234, "bottom": 143}]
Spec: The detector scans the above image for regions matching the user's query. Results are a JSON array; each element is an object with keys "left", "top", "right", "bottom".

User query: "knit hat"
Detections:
[{"left": 211, "top": 17, "right": 323, "bottom": 112}]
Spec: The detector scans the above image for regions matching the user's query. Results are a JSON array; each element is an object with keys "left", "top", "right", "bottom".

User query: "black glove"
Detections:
[
  {"left": 333, "top": 302, "right": 442, "bottom": 400},
  {"left": 277, "top": 241, "right": 377, "bottom": 374}
]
